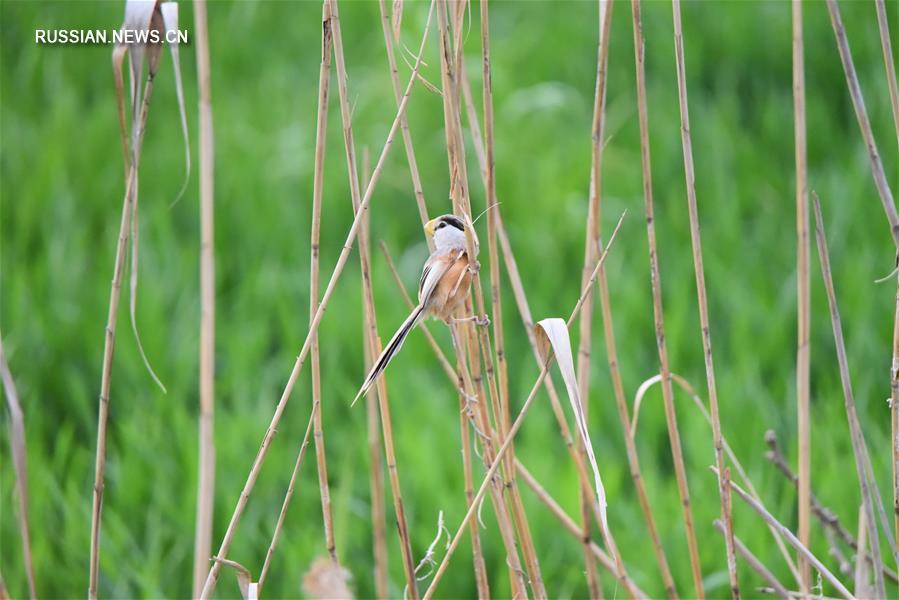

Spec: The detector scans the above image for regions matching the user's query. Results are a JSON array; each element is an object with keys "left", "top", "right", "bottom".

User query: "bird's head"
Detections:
[{"left": 425, "top": 214, "right": 468, "bottom": 250}]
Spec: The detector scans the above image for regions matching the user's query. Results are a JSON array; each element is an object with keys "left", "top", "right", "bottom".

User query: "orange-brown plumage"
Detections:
[{"left": 352, "top": 214, "right": 475, "bottom": 405}]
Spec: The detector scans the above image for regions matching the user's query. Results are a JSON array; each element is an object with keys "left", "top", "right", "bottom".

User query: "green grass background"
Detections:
[{"left": 2, "top": 0, "right": 899, "bottom": 598}]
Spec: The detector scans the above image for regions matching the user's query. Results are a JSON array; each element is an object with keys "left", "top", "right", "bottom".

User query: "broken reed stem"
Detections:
[
  {"left": 875, "top": 0, "right": 899, "bottom": 153},
  {"left": 330, "top": 0, "right": 420, "bottom": 591},
  {"left": 792, "top": 0, "right": 812, "bottom": 593},
  {"left": 0, "top": 338, "right": 36, "bottom": 600},
  {"left": 377, "top": 0, "right": 432, "bottom": 242},
  {"left": 670, "top": 1, "right": 735, "bottom": 595},
  {"left": 423, "top": 213, "right": 630, "bottom": 600},
  {"left": 198, "top": 5, "right": 436, "bottom": 595},
  {"left": 825, "top": 0, "right": 899, "bottom": 250},
  {"left": 713, "top": 519, "right": 791, "bottom": 600},
  {"left": 633, "top": 2, "right": 706, "bottom": 596},
  {"left": 192, "top": 0, "right": 216, "bottom": 595},
  {"left": 514, "top": 461, "right": 649, "bottom": 598},
  {"left": 812, "top": 194, "right": 886, "bottom": 598},
  {"left": 258, "top": 5, "right": 337, "bottom": 588},
  {"left": 90, "top": 74, "right": 154, "bottom": 600},
  {"left": 462, "top": 67, "right": 646, "bottom": 598},
  {"left": 574, "top": 1, "right": 614, "bottom": 595},
  {"left": 715, "top": 468, "right": 854, "bottom": 600},
  {"left": 765, "top": 430, "right": 899, "bottom": 585},
  {"left": 435, "top": 1, "right": 543, "bottom": 595}
]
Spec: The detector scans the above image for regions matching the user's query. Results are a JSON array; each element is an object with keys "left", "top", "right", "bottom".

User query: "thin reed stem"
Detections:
[
  {"left": 825, "top": 0, "right": 899, "bottom": 249},
  {"left": 258, "top": 5, "right": 336, "bottom": 587},
  {"left": 874, "top": 0, "right": 899, "bottom": 564},
  {"left": 875, "top": 0, "right": 899, "bottom": 153},
  {"left": 792, "top": 0, "right": 811, "bottom": 593},
  {"left": 813, "top": 194, "right": 886, "bottom": 598},
  {"left": 575, "top": 1, "right": 614, "bottom": 595},
  {"left": 332, "top": 0, "right": 419, "bottom": 591},
  {"left": 360, "top": 152, "right": 390, "bottom": 600},
  {"left": 90, "top": 74, "right": 154, "bottom": 600},
  {"left": 198, "top": 6, "right": 436, "bottom": 595},
  {"left": 0, "top": 338, "right": 36, "bottom": 600},
  {"left": 635, "top": 2, "right": 705, "bottom": 596},
  {"left": 670, "top": 1, "right": 738, "bottom": 595},
  {"left": 423, "top": 213, "right": 631, "bottom": 600},
  {"left": 192, "top": 0, "right": 216, "bottom": 594},
  {"left": 377, "top": 0, "right": 432, "bottom": 241}
]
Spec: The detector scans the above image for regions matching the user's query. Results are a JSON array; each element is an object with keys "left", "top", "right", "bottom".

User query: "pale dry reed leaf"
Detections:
[
  {"left": 302, "top": 557, "right": 354, "bottom": 600},
  {"left": 535, "top": 317, "right": 608, "bottom": 532},
  {"left": 160, "top": 2, "right": 191, "bottom": 206}
]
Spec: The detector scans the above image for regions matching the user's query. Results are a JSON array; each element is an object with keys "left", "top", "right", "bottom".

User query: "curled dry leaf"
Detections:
[{"left": 535, "top": 317, "right": 608, "bottom": 532}]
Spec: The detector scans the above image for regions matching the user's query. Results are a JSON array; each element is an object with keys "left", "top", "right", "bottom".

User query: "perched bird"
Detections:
[{"left": 352, "top": 214, "right": 476, "bottom": 405}]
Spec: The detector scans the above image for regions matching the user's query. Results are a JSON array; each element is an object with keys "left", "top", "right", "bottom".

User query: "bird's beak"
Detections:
[{"left": 424, "top": 218, "right": 437, "bottom": 237}]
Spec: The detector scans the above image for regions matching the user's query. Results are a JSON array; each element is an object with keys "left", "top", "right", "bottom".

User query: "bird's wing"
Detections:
[{"left": 418, "top": 248, "right": 464, "bottom": 305}]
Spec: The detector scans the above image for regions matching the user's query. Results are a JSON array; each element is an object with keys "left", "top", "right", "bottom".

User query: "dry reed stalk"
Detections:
[
  {"left": 813, "top": 194, "right": 886, "bottom": 598},
  {"left": 90, "top": 72, "right": 154, "bottom": 600},
  {"left": 513, "top": 460, "right": 647, "bottom": 598},
  {"left": 764, "top": 430, "right": 898, "bottom": 585},
  {"left": 377, "top": 0, "right": 432, "bottom": 242},
  {"left": 875, "top": 0, "right": 899, "bottom": 562},
  {"left": 875, "top": 0, "right": 899, "bottom": 153},
  {"left": 313, "top": 0, "right": 337, "bottom": 564},
  {"left": 574, "top": 1, "right": 614, "bottom": 594},
  {"left": 893, "top": 276, "right": 899, "bottom": 563},
  {"left": 192, "top": 0, "right": 216, "bottom": 594},
  {"left": 825, "top": 0, "right": 899, "bottom": 249},
  {"left": 713, "top": 520, "right": 790, "bottom": 600},
  {"left": 330, "top": 0, "right": 421, "bottom": 591},
  {"left": 423, "top": 214, "right": 631, "bottom": 600},
  {"left": 257, "top": 7, "right": 338, "bottom": 587},
  {"left": 198, "top": 6, "right": 436, "bottom": 595},
  {"left": 714, "top": 469, "right": 853, "bottom": 600},
  {"left": 792, "top": 0, "right": 811, "bottom": 593},
  {"left": 630, "top": 2, "right": 706, "bottom": 596},
  {"left": 434, "top": 2, "right": 543, "bottom": 595},
  {"left": 669, "top": 1, "right": 735, "bottom": 595},
  {"left": 361, "top": 155, "right": 390, "bottom": 600},
  {"left": 0, "top": 338, "right": 36, "bottom": 599}
]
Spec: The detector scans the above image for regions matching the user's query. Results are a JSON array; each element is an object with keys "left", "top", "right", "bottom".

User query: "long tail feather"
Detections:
[{"left": 352, "top": 304, "right": 426, "bottom": 406}]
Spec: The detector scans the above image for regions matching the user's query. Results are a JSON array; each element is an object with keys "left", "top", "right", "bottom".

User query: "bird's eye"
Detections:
[{"left": 437, "top": 222, "right": 446, "bottom": 229}]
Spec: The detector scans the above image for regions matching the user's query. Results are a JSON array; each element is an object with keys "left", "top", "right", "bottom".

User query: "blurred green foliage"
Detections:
[{"left": 2, "top": 1, "right": 899, "bottom": 598}]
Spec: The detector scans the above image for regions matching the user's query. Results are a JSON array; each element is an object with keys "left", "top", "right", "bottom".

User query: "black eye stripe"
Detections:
[{"left": 441, "top": 216, "right": 465, "bottom": 231}]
